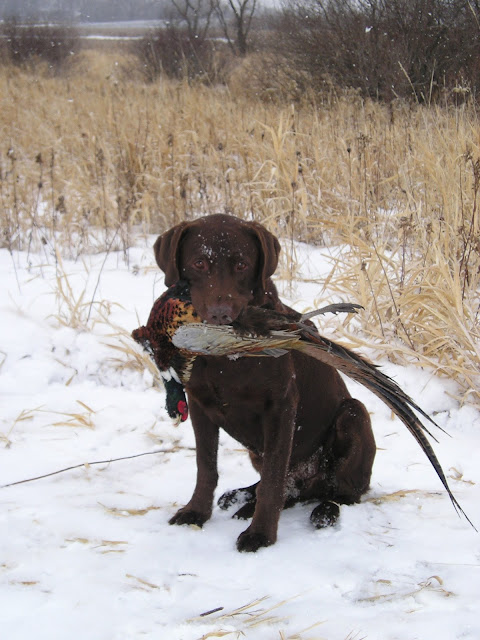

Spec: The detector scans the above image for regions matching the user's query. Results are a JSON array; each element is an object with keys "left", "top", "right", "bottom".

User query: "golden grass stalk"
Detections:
[
  {"left": 357, "top": 574, "right": 454, "bottom": 603},
  {"left": 1, "top": 406, "right": 43, "bottom": 447},
  {"left": 98, "top": 503, "right": 161, "bottom": 517},
  {"left": 105, "top": 337, "right": 162, "bottom": 384},
  {"left": 188, "top": 595, "right": 326, "bottom": 640},
  {"left": 47, "top": 400, "right": 96, "bottom": 429}
]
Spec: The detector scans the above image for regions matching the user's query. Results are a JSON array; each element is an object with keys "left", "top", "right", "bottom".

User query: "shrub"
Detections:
[
  {"left": 1, "top": 19, "right": 79, "bottom": 72},
  {"left": 133, "top": 25, "right": 229, "bottom": 84},
  {"left": 273, "top": 0, "right": 480, "bottom": 103}
]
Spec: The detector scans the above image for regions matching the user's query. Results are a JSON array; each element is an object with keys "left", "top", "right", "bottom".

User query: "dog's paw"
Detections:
[
  {"left": 232, "top": 502, "right": 256, "bottom": 520},
  {"left": 310, "top": 501, "right": 340, "bottom": 529},
  {"left": 217, "top": 489, "right": 239, "bottom": 510},
  {"left": 169, "top": 508, "right": 209, "bottom": 528},
  {"left": 218, "top": 486, "right": 256, "bottom": 510},
  {"left": 236, "top": 530, "right": 273, "bottom": 552}
]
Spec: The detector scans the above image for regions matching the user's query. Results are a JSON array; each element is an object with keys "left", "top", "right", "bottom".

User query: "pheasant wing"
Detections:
[{"left": 172, "top": 323, "right": 301, "bottom": 357}]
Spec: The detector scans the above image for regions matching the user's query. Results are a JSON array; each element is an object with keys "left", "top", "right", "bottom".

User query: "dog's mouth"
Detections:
[
  {"left": 202, "top": 304, "right": 238, "bottom": 325},
  {"left": 191, "top": 290, "right": 250, "bottom": 326},
  {"left": 193, "top": 299, "right": 245, "bottom": 326}
]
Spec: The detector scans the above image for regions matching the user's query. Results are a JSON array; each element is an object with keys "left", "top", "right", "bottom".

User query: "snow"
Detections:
[{"left": 1, "top": 238, "right": 479, "bottom": 640}]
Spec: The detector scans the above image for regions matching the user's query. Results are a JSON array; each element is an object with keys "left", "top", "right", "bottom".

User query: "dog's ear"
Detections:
[
  {"left": 153, "top": 221, "right": 190, "bottom": 286},
  {"left": 250, "top": 222, "right": 281, "bottom": 289}
]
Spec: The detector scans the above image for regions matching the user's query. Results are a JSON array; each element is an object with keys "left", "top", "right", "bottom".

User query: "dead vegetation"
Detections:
[
  {"left": 1, "top": 50, "right": 480, "bottom": 405},
  {"left": 186, "top": 595, "right": 326, "bottom": 639}
]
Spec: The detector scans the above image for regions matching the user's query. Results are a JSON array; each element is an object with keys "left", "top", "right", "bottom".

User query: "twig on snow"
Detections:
[{"left": 1, "top": 446, "right": 193, "bottom": 489}]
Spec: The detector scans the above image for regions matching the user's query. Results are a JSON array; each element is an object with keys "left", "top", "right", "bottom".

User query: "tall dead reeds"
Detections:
[{"left": 1, "top": 51, "right": 479, "bottom": 404}]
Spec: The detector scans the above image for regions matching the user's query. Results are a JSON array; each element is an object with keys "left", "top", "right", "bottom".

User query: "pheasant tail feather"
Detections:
[{"left": 297, "top": 340, "right": 474, "bottom": 527}]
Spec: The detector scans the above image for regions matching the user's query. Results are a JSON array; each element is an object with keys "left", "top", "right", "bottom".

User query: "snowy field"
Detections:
[{"left": 1, "top": 236, "right": 479, "bottom": 640}]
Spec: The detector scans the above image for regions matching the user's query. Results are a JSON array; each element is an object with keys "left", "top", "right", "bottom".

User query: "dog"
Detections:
[{"left": 154, "top": 214, "right": 376, "bottom": 552}]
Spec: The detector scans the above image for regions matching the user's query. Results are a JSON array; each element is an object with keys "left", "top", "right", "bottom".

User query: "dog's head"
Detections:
[{"left": 154, "top": 214, "right": 281, "bottom": 324}]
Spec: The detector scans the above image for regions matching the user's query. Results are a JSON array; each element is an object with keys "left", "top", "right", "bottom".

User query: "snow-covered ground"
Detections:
[{"left": 1, "top": 237, "right": 479, "bottom": 640}]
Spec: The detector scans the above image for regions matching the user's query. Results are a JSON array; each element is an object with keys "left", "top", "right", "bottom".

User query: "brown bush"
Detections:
[
  {"left": 132, "top": 25, "right": 231, "bottom": 84},
  {"left": 272, "top": 0, "right": 480, "bottom": 103},
  {"left": 0, "top": 19, "right": 80, "bottom": 73}
]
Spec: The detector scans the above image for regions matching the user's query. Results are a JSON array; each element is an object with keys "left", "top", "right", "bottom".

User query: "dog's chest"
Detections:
[
  {"left": 188, "top": 355, "right": 277, "bottom": 403},
  {"left": 187, "top": 354, "right": 295, "bottom": 441}
]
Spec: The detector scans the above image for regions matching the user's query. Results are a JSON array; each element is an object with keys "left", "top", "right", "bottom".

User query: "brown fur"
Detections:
[{"left": 154, "top": 214, "right": 376, "bottom": 552}]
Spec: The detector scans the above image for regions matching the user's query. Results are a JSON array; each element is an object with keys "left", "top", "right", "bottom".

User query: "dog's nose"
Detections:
[{"left": 206, "top": 303, "right": 234, "bottom": 325}]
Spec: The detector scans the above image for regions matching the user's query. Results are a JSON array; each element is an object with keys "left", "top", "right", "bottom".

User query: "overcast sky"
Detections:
[{"left": 0, "top": 0, "right": 279, "bottom": 21}]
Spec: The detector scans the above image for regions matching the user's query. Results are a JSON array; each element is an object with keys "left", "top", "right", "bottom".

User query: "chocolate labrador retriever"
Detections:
[{"left": 154, "top": 214, "right": 376, "bottom": 552}]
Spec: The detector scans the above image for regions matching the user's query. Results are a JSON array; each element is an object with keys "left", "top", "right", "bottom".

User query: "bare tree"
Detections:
[
  {"left": 170, "top": 0, "right": 216, "bottom": 42},
  {"left": 134, "top": 0, "right": 232, "bottom": 84},
  {"left": 213, "top": 0, "right": 257, "bottom": 56}
]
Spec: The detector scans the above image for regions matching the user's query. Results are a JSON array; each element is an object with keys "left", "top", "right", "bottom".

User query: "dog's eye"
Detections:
[
  {"left": 193, "top": 258, "right": 208, "bottom": 271},
  {"left": 235, "top": 261, "right": 248, "bottom": 272}
]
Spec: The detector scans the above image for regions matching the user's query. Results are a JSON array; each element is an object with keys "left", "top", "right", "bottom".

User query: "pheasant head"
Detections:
[{"left": 132, "top": 280, "right": 200, "bottom": 424}]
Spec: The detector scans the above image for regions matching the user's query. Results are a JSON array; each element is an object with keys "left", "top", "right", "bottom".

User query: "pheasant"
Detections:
[
  {"left": 172, "top": 307, "right": 475, "bottom": 528},
  {"left": 132, "top": 280, "right": 200, "bottom": 424},
  {"left": 132, "top": 281, "right": 360, "bottom": 424}
]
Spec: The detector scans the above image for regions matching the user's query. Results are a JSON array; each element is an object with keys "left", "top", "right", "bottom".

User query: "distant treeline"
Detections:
[{"left": 1, "top": 0, "right": 479, "bottom": 105}]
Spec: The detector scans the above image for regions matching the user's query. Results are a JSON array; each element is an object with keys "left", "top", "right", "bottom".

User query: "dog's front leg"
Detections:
[
  {"left": 169, "top": 398, "right": 219, "bottom": 528},
  {"left": 236, "top": 402, "right": 296, "bottom": 552}
]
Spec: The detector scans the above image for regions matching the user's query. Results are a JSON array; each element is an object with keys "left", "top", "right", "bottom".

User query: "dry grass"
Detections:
[
  {"left": 0, "top": 406, "right": 41, "bottom": 447},
  {"left": 186, "top": 595, "right": 326, "bottom": 639},
  {"left": 1, "top": 50, "right": 480, "bottom": 404}
]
